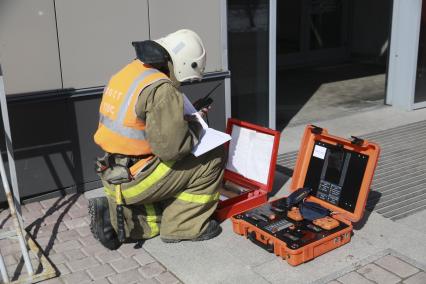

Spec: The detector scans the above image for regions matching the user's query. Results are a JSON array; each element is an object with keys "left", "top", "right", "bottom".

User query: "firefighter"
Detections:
[{"left": 89, "top": 29, "right": 226, "bottom": 250}]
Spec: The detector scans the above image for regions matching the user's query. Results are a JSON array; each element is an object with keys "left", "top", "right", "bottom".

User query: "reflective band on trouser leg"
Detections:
[
  {"left": 175, "top": 192, "right": 220, "bottom": 204},
  {"left": 104, "top": 161, "right": 174, "bottom": 201},
  {"left": 145, "top": 204, "right": 159, "bottom": 238}
]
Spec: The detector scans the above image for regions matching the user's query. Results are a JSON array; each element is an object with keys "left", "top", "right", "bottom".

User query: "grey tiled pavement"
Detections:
[
  {"left": 0, "top": 194, "right": 181, "bottom": 284},
  {"left": 2, "top": 197, "right": 425, "bottom": 284},
  {"left": 328, "top": 253, "right": 426, "bottom": 284}
]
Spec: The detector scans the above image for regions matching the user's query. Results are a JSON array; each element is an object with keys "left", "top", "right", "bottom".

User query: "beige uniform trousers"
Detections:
[{"left": 105, "top": 145, "right": 226, "bottom": 240}]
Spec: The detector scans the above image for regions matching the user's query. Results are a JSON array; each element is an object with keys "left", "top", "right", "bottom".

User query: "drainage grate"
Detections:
[{"left": 277, "top": 120, "right": 426, "bottom": 221}]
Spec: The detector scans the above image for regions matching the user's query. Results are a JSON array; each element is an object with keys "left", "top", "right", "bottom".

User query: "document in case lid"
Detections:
[{"left": 226, "top": 125, "right": 275, "bottom": 185}]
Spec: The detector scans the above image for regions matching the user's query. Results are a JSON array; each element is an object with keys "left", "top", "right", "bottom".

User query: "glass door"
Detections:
[
  {"left": 227, "top": 0, "right": 276, "bottom": 128},
  {"left": 277, "top": 0, "right": 349, "bottom": 68}
]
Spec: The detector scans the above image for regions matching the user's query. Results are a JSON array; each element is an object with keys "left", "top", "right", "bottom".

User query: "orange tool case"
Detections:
[
  {"left": 230, "top": 125, "right": 380, "bottom": 266},
  {"left": 214, "top": 118, "right": 281, "bottom": 221}
]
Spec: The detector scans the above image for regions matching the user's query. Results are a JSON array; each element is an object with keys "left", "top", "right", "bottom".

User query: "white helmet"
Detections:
[{"left": 155, "top": 29, "right": 206, "bottom": 82}]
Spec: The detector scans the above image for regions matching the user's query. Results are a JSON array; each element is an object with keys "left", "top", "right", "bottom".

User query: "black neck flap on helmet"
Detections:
[{"left": 132, "top": 40, "right": 170, "bottom": 66}]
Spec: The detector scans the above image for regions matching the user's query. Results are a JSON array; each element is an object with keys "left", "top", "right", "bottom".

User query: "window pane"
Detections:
[
  {"left": 309, "top": 0, "right": 343, "bottom": 50},
  {"left": 228, "top": 0, "right": 270, "bottom": 126},
  {"left": 277, "top": 0, "right": 302, "bottom": 54}
]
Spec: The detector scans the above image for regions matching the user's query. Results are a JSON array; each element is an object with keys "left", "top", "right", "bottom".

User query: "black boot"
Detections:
[
  {"left": 88, "top": 197, "right": 121, "bottom": 250},
  {"left": 161, "top": 220, "right": 222, "bottom": 243}
]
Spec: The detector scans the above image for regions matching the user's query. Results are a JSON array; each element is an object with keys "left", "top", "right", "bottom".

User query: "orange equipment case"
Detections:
[
  {"left": 231, "top": 125, "right": 380, "bottom": 266},
  {"left": 214, "top": 118, "right": 281, "bottom": 221}
]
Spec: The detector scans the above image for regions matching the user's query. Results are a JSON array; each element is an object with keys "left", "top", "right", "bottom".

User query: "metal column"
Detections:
[
  {"left": 0, "top": 64, "right": 34, "bottom": 282},
  {"left": 0, "top": 64, "right": 57, "bottom": 283}
]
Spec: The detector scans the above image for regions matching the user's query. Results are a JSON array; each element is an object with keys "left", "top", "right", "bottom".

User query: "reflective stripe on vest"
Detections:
[
  {"left": 99, "top": 114, "right": 146, "bottom": 140},
  {"left": 174, "top": 192, "right": 220, "bottom": 204},
  {"left": 104, "top": 161, "right": 174, "bottom": 200},
  {"left": 144, "top": 204, "right": 160, "bottom": 238},
  {"left": 100, "top": 68, "right": 159, "bottom": 140}
]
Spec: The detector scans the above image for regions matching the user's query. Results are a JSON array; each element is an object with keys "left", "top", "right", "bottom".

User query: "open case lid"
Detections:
[
  {"left": 224, "top": 118, "right": 281, "bottom": 193},
  {"left": 291, "top": 125, "right": 380, "bottom": 223}
]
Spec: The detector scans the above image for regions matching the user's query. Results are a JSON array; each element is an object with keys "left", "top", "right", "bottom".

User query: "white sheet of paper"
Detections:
[
  {"left": 226, "top": 125, "right": 274, "bottom": 185},
  {"left": 183, "top": 94, "right": 197, "bottom": 114},
  {"left": 226, "top": 126, "right": 250, "bottom": 176},
  {"left": 313, "top": 145, "right": 327, "bottom": 159},
  {"left": 183, "top": 95, "right": 208, "bottom": 129},
  {"left": 192, "top": 128, "right": 231, "bottom": 156},
  {"left": 183, "top": 95, "right": 231, "bottom": 157},
  {"left": 246, "top": 131, "right": 274, "bottom": 184}
]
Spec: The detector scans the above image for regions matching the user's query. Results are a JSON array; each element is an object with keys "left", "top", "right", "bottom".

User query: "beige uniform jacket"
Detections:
[
  {"left": 136, "top": 80, "right": 199, "bottom": 162},
  {"left": 99, "top": 73, "right": 202, "bottom": 191}
]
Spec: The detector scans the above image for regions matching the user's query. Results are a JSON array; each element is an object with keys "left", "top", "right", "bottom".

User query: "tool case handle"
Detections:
[{"left": 247, "top": 231, "right": 274, "bottom": 253}]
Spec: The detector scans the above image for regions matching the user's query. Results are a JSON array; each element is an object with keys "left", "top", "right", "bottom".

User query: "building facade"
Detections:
[{"left": 0, "top": 0, "right": 425, "bottom": 202}]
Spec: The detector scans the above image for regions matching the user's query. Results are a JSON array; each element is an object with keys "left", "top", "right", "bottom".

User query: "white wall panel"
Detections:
[
  {"left": 55, "top": 0, "right": 150, "bottom": 89},
  {"left": 0, "top": 0, "right": 62, "bottom": 94},
  {"left": 148, "top": 0, "right": 223, "bottom": 73}
]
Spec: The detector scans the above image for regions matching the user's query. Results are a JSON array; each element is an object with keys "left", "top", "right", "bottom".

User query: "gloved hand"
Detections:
[{"left": 198, "top": 106, "right": 211, "bottom": 118}]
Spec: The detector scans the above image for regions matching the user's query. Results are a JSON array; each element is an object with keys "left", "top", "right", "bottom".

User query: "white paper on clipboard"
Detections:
[{"left": 183, "top": 95, "right": 231, "bottom": 157}]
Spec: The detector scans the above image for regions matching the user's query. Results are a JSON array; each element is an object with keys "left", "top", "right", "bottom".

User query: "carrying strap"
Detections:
[{"left": 129, "top": 155, "right": 154, "bottom": 177}]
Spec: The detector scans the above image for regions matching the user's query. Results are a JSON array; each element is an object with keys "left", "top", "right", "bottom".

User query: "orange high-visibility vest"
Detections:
[{"left": 94, "top": 60, "right": 170, "bottom": 155}]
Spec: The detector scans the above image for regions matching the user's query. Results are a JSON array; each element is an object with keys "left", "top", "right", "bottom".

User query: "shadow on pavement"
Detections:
[
  {"left": 268, "top": 164, "right": 293, "bottom": 198},
  {"left": 10, "top": 194, "right": 80, "bottom": 281},
  {"left": 353, "top": 190, "right": 382, "bottom": 231}
]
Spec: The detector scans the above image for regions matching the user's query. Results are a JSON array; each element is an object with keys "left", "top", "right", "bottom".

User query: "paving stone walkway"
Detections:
[
  {"left": 0, "top": 194, "right": 181, "bottom": 284},
  {"left": 1, "top": 197, "right": 425, "bottom": 284},
  {"left": 326, "top": 253, "right": 426, "bottom": 284}
]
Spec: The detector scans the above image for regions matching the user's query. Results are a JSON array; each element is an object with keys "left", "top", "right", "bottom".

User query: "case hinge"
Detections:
[
  {"left": 311, "top": 125, "right": 323, "bottom": 134},
  {"left": 350, "top": 136, "right": 364, "bottom": 146}
]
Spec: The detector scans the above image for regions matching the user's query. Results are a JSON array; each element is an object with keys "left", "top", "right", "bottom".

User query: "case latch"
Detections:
[
  {"left": 311, "top": 125, "right": 323, "bottom": 134},
  {"left": 350, "top": 136, "right": 364, "bottom": 146}
]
